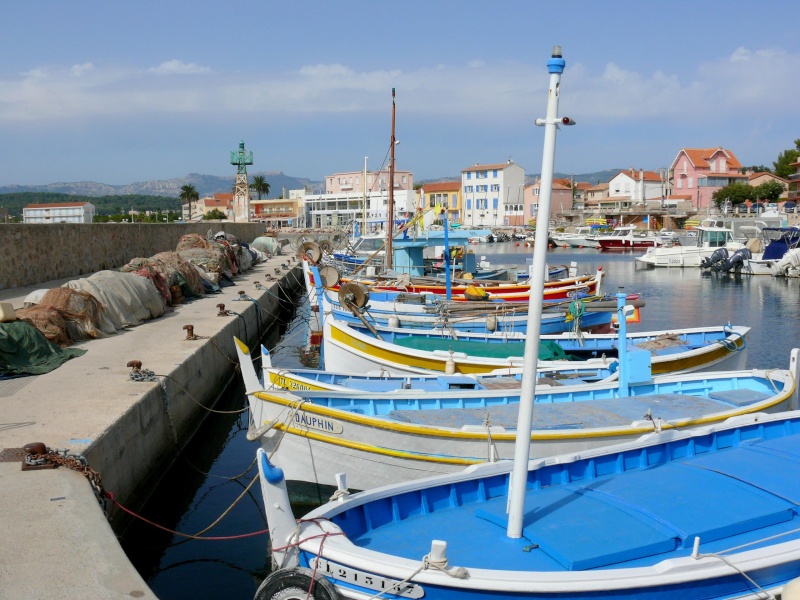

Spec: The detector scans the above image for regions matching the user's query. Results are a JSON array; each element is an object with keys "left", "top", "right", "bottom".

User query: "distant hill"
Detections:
[{"left": 0, "top": 171, "right": 321, "bottom": 199}]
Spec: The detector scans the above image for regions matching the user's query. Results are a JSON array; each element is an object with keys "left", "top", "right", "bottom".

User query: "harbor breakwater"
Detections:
[{"left": 0, "top": 222, "right": 268, "bottom": 289}]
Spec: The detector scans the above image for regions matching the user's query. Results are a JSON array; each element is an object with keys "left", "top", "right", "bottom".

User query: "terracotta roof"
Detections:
[
  {"left": 574, "top": 182, "right": 592, "bottom": 190},
  {"left": 748, "top": 172, "right": 789, "bottom": 183},
  {"left": 421, "top": 181, "right": 460, "bottom": 192},
  {"left": 204, "top": 197, "right": 230, "bottom": 208},
  {"left": 23, "top": 202, "right": 92, "bottom": 209},
  {"left": 615, "top": 170, "right": 663, "bottom": 182},
  {"left": 462, "top": 162, "right": 516, "bottom": 173},
  {"left": 214, "top": 193, "right": 234, "bottom": 201},
  {"left": 676, "top": 147, "right": 742, "bottom": 170}
]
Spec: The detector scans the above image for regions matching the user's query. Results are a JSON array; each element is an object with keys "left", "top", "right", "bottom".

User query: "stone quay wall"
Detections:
[{"left": 0, "top": 222, "right": 270, "bottom": 289}]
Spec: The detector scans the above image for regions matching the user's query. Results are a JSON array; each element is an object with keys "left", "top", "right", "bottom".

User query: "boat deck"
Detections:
[
  {"left": 331, "top": 421, "right": 800, "bottom": 574},
  {"left": 388, "top": 389, "right": 771, "bottom": 429},
  {"left": 302, "top": 375, "right": 776, "bottom": 422}
]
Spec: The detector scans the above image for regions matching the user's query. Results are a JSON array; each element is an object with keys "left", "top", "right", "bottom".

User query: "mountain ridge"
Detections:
[{"left": 0, "top": 171, "right": 322, "bottom": 198}]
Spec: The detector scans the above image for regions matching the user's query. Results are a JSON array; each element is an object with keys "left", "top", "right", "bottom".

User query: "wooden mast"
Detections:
[{"left": 386, "top": 88, "right": 396, "bottom": 270}]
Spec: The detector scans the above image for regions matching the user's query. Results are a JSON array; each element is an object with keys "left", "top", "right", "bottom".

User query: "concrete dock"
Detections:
[{"left": 0, "top": 252, "right": 303, "bottom": 599}]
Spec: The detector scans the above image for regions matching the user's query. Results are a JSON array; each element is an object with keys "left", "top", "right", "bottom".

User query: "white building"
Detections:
[
  {"left": 304, "top": 189, "right": 416, "bottom": 231},
  {"left": 23, "top": 201, "right": 96, "bottom": 224},
  {"left": 608, "top": 169, "right": 669, "bottom": 204},
  {"left": 306, "top": 168, "right": 415, "bottom": 232},
  {"left": 461, "top": 160, "right": 525, "bottom": 228}
]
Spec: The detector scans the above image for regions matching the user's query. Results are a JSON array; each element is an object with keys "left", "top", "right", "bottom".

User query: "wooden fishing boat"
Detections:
[
  {"left": 257, "top": 407, "right": 800, "bottom": 600},
  {"left": 236, "top": 328, "right": 783, "bottom": 493},
  {"left": 321, "top": 314, "right": 749, "bottom": 376},
  {"left": 319, "top": 283, "right": 619, "bottom": 335},
  {"left": 306, "top": 259, "right": 605, "bottom": 302}
]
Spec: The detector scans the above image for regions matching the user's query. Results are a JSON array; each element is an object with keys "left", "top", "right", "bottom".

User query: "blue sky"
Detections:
[{"left": 1, "top": 0, "right": 798, "bottom": 186}]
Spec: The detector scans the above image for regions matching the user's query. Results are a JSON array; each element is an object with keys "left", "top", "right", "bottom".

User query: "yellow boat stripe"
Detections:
[
  {"left": 332, "top": 320, "right": 747, "bottom": 376},
  {"left": 272, "top": 422, "right": 484, "bottom": 465}
]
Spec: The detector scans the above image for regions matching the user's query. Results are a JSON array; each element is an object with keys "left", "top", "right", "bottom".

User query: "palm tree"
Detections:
[
  {"left": 179, "top": 184, "right": 199, "bottom": 221},
  {"left": 249, "top": 175, "right": 270, "bottom": 200}
]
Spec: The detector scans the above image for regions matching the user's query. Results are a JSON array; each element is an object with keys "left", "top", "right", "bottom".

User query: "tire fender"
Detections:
[{"left": 255, "top": 566, "right": 339, "bottom": 600}]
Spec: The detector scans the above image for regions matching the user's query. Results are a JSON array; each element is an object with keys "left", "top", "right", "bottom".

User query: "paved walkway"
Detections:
[{"left": 0, "top": 254, "right": 296, "bottom": 599}]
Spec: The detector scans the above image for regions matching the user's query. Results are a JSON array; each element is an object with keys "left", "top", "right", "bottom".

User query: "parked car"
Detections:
[
  {"left": 750, "top": 202, "right": 764, "bottom": 213},
  {"left": 783, "top": 201, "right": 796, "bottom": 213},
  {"left": 734, "top": 203, "right": 748, "bottom": 214}
]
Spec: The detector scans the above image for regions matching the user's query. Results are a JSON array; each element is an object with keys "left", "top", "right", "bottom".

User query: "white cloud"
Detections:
[
  {"left": 0, "top": 49, "right": 797, "bottom": 126},
  {"left": 147, "top": 60, "right": 211, "bottom": 75},
  {"left": 70, "top": 63, "right": 94, "bottom": 77}
]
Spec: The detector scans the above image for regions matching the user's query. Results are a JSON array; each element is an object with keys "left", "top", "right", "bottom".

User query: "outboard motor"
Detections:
[
  {"left": 700, "top": 248, "right": 728, "bottom": 270},
  {"left": 715, "top": 248, "right": 752, "bottom": 273},
  {"left": 771, "top": 248, "right": 800, "bottom": 276}
]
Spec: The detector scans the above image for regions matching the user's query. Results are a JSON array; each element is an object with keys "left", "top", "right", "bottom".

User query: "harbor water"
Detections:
[{"left": 120, "top": 244, "right": 800, "bottom": 599}]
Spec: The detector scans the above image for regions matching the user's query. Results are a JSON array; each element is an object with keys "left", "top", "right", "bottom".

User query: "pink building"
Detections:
[
  {"left": 326, "top": 169, "right": 413, "bottom": 195},
  {"left": 523, "top": 178, "right": 573, "bottom": 225},
  {"left": 670, "top": 148, "right": 747, "bottom": 211}
]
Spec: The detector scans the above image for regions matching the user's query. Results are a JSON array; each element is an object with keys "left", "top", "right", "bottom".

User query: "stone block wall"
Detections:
[{"left": 0, "top": 222, "right": 270, "bottom": 289}]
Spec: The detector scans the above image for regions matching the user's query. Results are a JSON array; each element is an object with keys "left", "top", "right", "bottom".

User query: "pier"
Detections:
[{"left": 0, "top": 240, "right": 302, "bottom": 598}]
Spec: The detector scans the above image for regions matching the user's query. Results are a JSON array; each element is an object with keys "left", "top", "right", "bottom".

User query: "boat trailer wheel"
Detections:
[{"left": 255, "top": 567, "right": 339, "bottom": 600}]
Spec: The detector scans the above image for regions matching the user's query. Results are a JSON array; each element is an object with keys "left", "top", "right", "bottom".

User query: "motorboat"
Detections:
[
  {"left": 560, "top": 226, "right": 600, "bottom": 248},
  {"left": 596, "top": 225, "right": 662, "bottom": 250},
  {"left": 636, "top": 220, "right": 745, "bottom": 268}
]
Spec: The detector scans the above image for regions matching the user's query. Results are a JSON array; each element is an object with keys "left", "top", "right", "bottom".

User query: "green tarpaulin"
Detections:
[
  {"left": 393, "top": 336, "right": 575, "bottom": 361},
  {"left": 0, "top": 320, "right": 87, "bottom": 377}
]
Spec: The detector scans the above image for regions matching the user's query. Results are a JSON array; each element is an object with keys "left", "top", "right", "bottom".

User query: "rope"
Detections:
[
  {"left": 105, "top": 490, "right": 268, "bottom": 541},
  {"left": 691, "top": 550, "right": 775, "bottom": 599},
  {"left": 568, "top": 296, "right": 586, "bottom": 344}
]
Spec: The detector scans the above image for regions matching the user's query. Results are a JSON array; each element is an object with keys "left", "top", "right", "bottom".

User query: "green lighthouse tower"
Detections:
[{"left": 230, "top": 140, "right": 253, "bottom": 221}]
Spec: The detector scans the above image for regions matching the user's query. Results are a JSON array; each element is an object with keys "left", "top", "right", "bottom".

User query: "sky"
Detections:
[{"left": 1, "top": 0, "right": 799, "bottom": 187}]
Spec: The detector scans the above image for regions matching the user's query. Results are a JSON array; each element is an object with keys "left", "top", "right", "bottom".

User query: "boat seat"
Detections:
[{"left": 707, "top": 389, "right": 772, "bottom": 407}]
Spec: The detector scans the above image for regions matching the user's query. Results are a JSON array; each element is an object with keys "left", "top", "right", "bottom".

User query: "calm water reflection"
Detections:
[{"left": 122, "top": 243, "right": 800, "bottom": 599}]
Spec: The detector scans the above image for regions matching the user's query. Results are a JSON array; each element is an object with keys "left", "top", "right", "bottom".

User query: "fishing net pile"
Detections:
[
  {"left": 9, "top": 230, "right": 268, "bottom": 370},
  {"left": 64, "top": 270, "right": 166, "bottom": 328},
  {"left": 176, "top": 233, "right": 236, "bottom": 285},
  {"left": 15, "top": 288, "right": 115, "bottom": 345},
  {"left": 251, "top": 236, "right": 281, "bottom": 257},
  {"left": 122, "top": 252, "right": 206, "bottom": 304}
]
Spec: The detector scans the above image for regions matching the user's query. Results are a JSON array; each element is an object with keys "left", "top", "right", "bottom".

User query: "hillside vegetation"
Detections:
[{"left": 0, "top": 193, "right": 180, "bottom": 218}]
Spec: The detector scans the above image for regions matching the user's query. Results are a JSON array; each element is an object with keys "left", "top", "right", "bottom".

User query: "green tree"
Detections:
[
  {"left": 739, "top": 165, "right": 771, "bottom": 174},
  {"left": 179, "top": 184, "right": 199, "bottom": 221},
  {"left": 203, "top": 208, "right": 227, "bottom": 220},
  {"left": 249, "top": 175, "right": 270, "bottom": 200},
  {"left": 753, "top": 180, "right": 786, "bottom": 203},
  {"left": 773, "top": 140, "right": 800, "bottom": 178},
  {"left": 712, "top": 182, "right": 754, "bottom": 209}
]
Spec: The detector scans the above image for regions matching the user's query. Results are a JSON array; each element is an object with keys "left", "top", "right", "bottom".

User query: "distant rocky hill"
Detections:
[{"left": 0, "top": 171, "right": 322, "bottom": 198}]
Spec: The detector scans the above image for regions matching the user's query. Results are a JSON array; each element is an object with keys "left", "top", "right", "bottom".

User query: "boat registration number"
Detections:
[{"left": 314, "top": 558, "right": 424, "bottom": 598}]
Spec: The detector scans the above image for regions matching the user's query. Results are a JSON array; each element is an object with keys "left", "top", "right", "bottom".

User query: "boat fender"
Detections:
[
  {"left": 784, "top": 576, "right": 800, "bottom": 600},
  {"left": 255, "top": 566, "right": 339, "bottom": 600},
  {"left": 445, "top": 351, "right": 456, "bottom": 375},
  {"left": 388, "top": 315, "right": 400, "bottom": 328}
]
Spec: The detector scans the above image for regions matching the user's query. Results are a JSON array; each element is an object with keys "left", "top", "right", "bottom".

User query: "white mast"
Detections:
[{"left": 507, "top": 46, "right": 572, "bottom": 538}]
